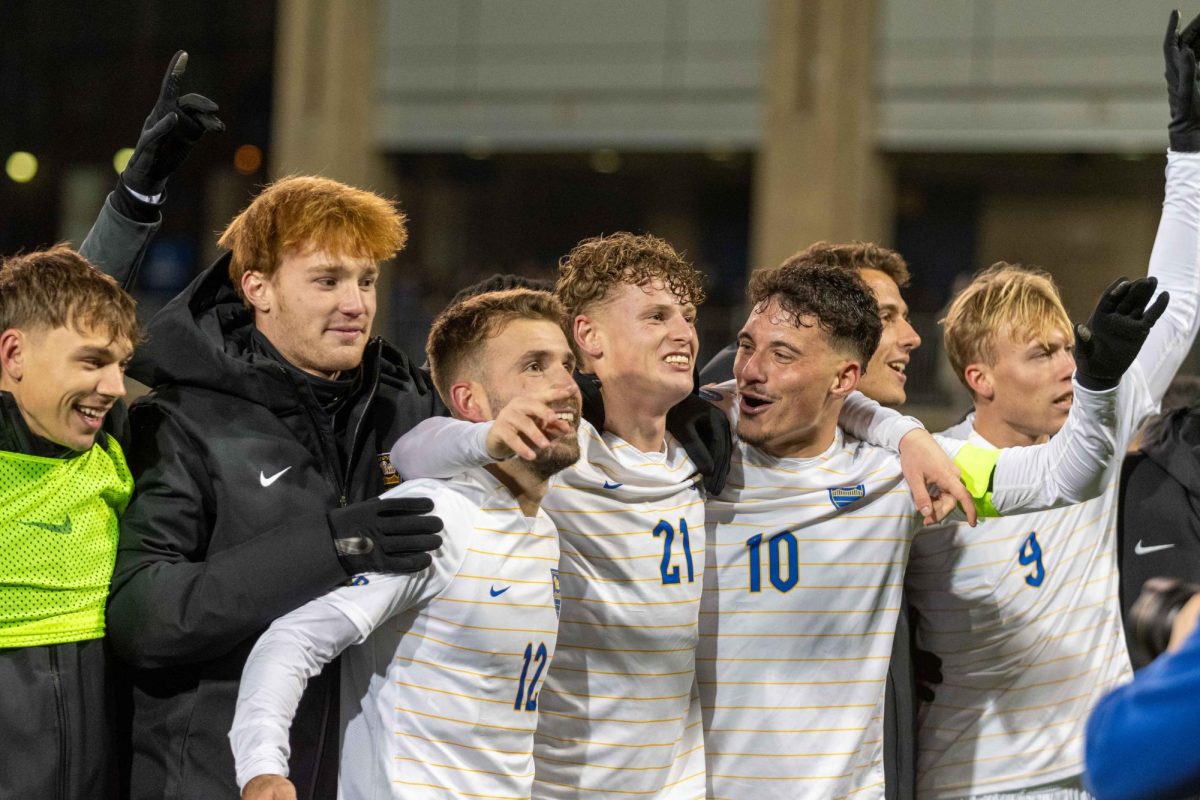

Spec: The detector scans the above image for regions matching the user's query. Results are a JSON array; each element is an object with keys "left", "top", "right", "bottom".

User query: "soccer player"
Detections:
[
  {"left": 230, "top": 288, "right": 581, "bottom": 799},
  {"left": 0, "top": 246, "right": 139, "bottom": 798},
  {"left": 903, "top": 15, "right": 1200, "bottom": 797},
  {"left": 698, "top": 260, "right": 1164, "bottom": 800},
  {"left": 701, "top": 241, "right": 921, "bottom": 408},
  {"left": 391, "top": 234, "right": 973, "bottom": 797}
]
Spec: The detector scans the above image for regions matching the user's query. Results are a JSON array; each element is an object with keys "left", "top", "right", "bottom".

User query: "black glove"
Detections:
[
  {"left": 122, "top": 50, "right": 224, "bottom": 198},
  {"left": 913, "top": 646, "right": 943, "bottom": 704},
  {"left": 666, "top": 392, "right": 732, "bottom": 495},
  {"left": 1165, "top": 9, "right": 1200, "bottom": 152},
  {"left": 1073, "top": 276, "right": 1169, "bottom": 391},
  {"left": 328, "top": 496, "right": 444, "bottom": 575},
  {"left": 575, "top": 371, "right": 605, "bottom": 431}
]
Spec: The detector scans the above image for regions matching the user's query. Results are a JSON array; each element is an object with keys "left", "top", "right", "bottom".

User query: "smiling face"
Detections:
[
  {"left": 244, "top": 245, "right": 379, "bottom": 379},
  {"left": 476, "top": 317, "right": 583, "bottom": 477},
  {"left": 857, "top": 268, "right": 921, "bottom": 407},
  {"left": 580, "top": 280, "right": 699, "bottom": 411},
  {"left": 732, "top": 298, "right": 860, "bottom": 459},
  {"left": 0, "top": 322, "right": 131, "bottom": 451},
  {"left": 971, "top": 325, "right": 1075, "bottom": 443}
]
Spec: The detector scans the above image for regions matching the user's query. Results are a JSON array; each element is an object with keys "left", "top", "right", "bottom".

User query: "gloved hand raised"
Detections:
[
  {"left": 327, "top": 496, "right": 444, "bottom": 575},
  {"left": 1073, "top": 277, "right": 1169, "bottom": 391},
  {"left": 1165, "top": 9, "right": 1200, "bottom": 152},
  {"left": 122, "top": 50, "right": 225, "bottom": 198}
]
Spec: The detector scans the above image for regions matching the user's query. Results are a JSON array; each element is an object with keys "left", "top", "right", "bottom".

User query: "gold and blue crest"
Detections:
[
  {"left": 828, "top": 484, "right": 866, "bottom": 509},
  {"left": 551, "top": 568, "right": 561, "bottom": 618}
]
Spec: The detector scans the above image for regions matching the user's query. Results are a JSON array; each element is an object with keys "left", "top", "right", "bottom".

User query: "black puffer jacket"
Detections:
[{"left": 106, "top": 254, "right": 442, "bottom": 799}]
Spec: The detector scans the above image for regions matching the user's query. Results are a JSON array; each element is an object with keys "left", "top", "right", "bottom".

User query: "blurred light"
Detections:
[
  {"left": 590, "top": 149, "right": 621, "bottom": 174},
  {"left": 113, "top": 147, "right": 135, "bottom": 174},
  {"left": 465, "top": 137, "right": 493, "bottom": 161},
  {"left": 6, "top": 151, "right": 37, "bottom": 183},
  {"left": 234, "top": 144, "right": 263, "bottom": 175}
]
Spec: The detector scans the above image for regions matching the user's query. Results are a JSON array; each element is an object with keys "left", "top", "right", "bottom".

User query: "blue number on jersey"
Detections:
[
  {"left": 746, "top": 530, "right": 799, "bottom": 592},
  {"left": 653, "top": 519, "right": 695, "bottom": 585},
  {"left": 514, "top": 641, "right": 549, "bottom": 711},
  {"left": 1019, "top": 531, "right": 1045, "bottom": 587}
]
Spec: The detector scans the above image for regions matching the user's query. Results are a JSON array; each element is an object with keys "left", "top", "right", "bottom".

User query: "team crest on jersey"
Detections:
[
  {"left": 551, "top": 569, "right": 561, "bottom": 618},
  {"left": 828, "top": 484, "right": 866, "bottom": 509},
  {"left": 377, "top": 452, "right": 401, "bottom": 487}
]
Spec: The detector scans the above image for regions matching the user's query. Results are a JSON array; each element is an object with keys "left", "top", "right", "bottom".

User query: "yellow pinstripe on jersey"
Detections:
[
  {"left": 701, "top": 430, "right": 919, "bottom": 800},
  {"left": 531, "top": 420, "right": 708, "bottom": 799}
]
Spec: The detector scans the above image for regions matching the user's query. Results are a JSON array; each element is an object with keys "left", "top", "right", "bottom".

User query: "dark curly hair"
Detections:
[
  {"left": 555, "top": 232, "right": 706, "bottom": 317},
  {"left": 747, "top": 261, "right": 882, "bottom": 369}
]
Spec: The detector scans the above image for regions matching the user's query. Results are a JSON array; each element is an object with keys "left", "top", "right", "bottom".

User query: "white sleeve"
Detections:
[
  {"left": 390, "top": 416, "right": 494, "bottom": 479},
  {"left": 839, "top": 391, "right": 925, "bottom": 451},
  {"left": 1137, "top": 150, "right": 1200, "bottom": 401},
  {"left": 988, "top": 380, "right": 1119, "bottom": 512}
]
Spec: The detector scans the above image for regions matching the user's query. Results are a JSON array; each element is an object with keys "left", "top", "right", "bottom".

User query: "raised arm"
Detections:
[{"left": 80, "top": 50, "right": 223, "bottom": 288}]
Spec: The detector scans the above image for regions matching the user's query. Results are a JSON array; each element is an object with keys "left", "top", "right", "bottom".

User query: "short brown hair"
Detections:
[
  {"left": 218, "top": 175, "right": 408, "bottom": 301},
  {"left": 426, "top": 289, "right": 571, "bottom": 404},
  {"left": 781, "top": 241, "right": 911, "bottom": 288},
  {"left": 942, "top": 262, "right": 1073, "bottom": 394},
  {"left": 554, "top": 232, "right": 706, "bottom": 318},
  {"left": 747, "top": 260, "right": 882, "bottom": 368},
  {"left": 0, "top": 245, "right": 140, "bottom": 346}
]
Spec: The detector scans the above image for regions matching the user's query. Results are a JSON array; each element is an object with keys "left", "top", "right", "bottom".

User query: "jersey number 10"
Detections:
[{"left": 746, "top": 530, "right": 799, "bottom": 592}]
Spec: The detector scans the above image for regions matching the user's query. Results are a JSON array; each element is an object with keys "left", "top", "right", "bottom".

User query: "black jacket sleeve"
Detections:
[
  {"left": 78, "top": 192, "right": 161, "bottom": 290},
  {"left": 105, "top": 402, "right": 348, "bottom": 670}
]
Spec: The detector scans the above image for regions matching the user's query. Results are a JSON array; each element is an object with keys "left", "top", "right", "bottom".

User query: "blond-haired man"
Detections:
[{"left": 907, "top": 24, "right": 1200, "bottom": 788}]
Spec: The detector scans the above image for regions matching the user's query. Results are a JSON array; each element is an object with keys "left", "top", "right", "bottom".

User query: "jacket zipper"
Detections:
[
  {"left": 49, "top": 646, "right": 69, "bottom": 800},
  {"left": 341, "top": 355, "right": 381, "bottom": 506}
]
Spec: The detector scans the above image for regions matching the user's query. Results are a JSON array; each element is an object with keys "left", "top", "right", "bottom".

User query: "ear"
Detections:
[
  {"left": 964, "top": 363, "right": 993, "bottom": 401},
  {"left": 829, "top": 359, "right": 862, "bottom": 400},
  {"left": 448, "top": 380, "right": 491, "bottom": 423},
  {"left": 0, "top": 329, "right": 25, "bottom": 383},
  {"left": 242, "top": 271, "right": 273, "bottom": 313},
  {"left": 573, "top": 314, "right": 604, "bottom": 360}
]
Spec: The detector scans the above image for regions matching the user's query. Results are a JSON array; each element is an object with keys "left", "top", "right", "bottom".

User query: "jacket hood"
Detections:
[
  {"left": 129, "top": 252, "right": 432, "bottom": 412},
  {"left": 1143, "top": 405, "right": 1200, "bottom": 497}
]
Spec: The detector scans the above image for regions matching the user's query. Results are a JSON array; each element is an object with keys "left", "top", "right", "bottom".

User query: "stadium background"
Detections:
[{"left": 1, "top": 0, "right": 1194, "bottom": 428}]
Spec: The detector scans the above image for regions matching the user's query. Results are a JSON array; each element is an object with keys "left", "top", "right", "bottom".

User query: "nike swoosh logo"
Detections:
[
  {"left": 489, "top": 585, "right": 510, "bottom": 597},
  {"left": 602, "top": 481, "right": 623, "bottom": 489},
  {"left": 260, "top": 467, "right": 292, "bottom": 487},
  {"left": 24, "top": 516, "right": 72, "bottom": 535},
  {"left": 1134, "top": 540, "right": 1176, "bottom": 555}
]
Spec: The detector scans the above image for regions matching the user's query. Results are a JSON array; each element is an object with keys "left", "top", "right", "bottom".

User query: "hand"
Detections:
[
  {"left": 1168, "top": 593, "right": 1200, "bottom": 653},
  {"left": 1165, "top": 9, "right": 1200, "bottom": 152},
  {"left": 666, "top": 392, "right": 732, "bottom": 495},
  {"left": 243, "top": 774, "right": 296, "bottom": 800},
  {"left": 328, "top": 497, "right": 443, "bottom": 575},
  {"left": 1073, "top": 277, "right": 1169, "bottom": 391},
  {"left": 123, "top": 50, "right": 225, "bottom": 197},
  {"left": 898, "top": 429, "right": 977, "bottom": 527},
  {"left": 485, "top": 386, "right": 578, "bottom": 460}
]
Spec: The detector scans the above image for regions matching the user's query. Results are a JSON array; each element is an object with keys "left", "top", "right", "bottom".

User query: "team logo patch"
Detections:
[
  {"left": 377, "top": 452, "right": 400, "bottom": 487},
  {"left": 828, "top": 484, "right": 866, "bottom": 509},
  {"left": 346, "top": 574, "right": 370, "bottom": 587},
  {"left": 551, "top": 569, "right": 561, "bottom": 618}
]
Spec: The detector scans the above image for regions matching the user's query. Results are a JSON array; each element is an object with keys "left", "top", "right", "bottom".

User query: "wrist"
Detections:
[{"left": 111, "top": 174, "right": 165, "bottom": 224}]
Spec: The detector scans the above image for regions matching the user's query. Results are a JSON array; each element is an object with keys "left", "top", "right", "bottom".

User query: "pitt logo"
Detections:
[
  {"left": 551, "top": 569, "right": 561, "bottom": 618},
  {"left": 828, "top": 484, "right": 866, "bottom": 509},
  {"left": 377, "top": 452, "right": 400, "bottom": 487}
]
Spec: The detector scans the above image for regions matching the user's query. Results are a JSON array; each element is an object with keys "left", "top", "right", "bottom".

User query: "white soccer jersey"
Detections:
[
  {"left": 699, "top": 381, "right": 1121, "bottom": 800},
  {"left": 229, "top": 468, "right": 560, "bottom": 800},
  {"left": 531, "top": 420, "right": 708, "bottom": 799},
  {"left": 907, "top": 149, "right": 1200, "bottom": 799},
  {"left": 390, "top": 417, "right": 708, "bottom": 798}
]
